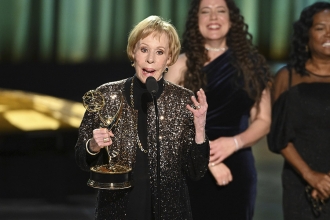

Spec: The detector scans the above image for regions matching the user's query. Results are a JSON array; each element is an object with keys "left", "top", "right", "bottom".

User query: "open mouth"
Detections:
[
  {"left": 143, "top": 68, "right": 156, "bottom": 74},
  {"left": 322, "top": 42, "right": 330, "bottom": 47},
  {"left": 207, "top": 24, "right": 220, "bottom": 30}
]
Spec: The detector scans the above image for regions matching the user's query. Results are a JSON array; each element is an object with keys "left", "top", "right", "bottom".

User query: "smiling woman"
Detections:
[
  {"left": 268, "top": 2, "right": 330, "bottom": 219},
  {"left": 164, "top": 0, "right": 272, "bottom": 219}
]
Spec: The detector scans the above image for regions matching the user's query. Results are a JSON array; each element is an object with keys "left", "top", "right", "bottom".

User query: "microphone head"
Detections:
[{"left": 146, "top": 76, "right": 159, "bottom": 95}]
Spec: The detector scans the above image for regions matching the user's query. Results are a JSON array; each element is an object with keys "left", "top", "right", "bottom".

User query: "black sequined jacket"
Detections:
[{"left": 75, "top": 78, "right": 209, "bottom": 219}]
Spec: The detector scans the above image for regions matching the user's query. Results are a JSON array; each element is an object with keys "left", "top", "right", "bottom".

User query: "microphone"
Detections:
[
  {"left": 146, "top": 76, "right": 161, "bottom": 217},
  {"left": 146, "top": 76, "right": 159, "bottom": 95}
]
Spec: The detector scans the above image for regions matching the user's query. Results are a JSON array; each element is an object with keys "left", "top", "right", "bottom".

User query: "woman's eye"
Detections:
[
  {"left": 314, "top": 25, "right": 325, "bottom": 31},
  {"left": 157, "top": 50, "right": 164, "bottom": 55},
  {"left": 201, "top": 10, "right": 210, "bottom": 14},
  {"left": 218, "top": 10, "right": 226, "bottom": 13},
  {"left": 141, "top": 48, "right": 147, "bottom": 53}
]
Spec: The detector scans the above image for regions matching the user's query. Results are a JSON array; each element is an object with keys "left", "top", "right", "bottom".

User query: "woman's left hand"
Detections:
[
  {"left": 306, "top": 170, "right": 330, "bottom": 200},
  {"left": 208, "top": 162, "right": 233, "bottom": 186},
  {"left": 186, "top": 89, "right": 207, "bottom": 143}
]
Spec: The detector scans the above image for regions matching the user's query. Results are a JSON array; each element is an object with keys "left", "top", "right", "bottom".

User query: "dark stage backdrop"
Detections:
[{"left": 1, "top": 0, "right": 329, "bottom": 64}]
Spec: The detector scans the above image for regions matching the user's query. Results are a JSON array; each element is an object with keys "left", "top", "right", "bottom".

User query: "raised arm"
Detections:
[{"left": 186, "top": 88, "right": 208, "bottom": 144}]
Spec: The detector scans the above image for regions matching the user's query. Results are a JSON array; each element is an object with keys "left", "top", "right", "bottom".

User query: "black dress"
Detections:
[
  {"left": 268, "top": 82, "right": 330, "bottom": 219},
  {"left": 125, "top": 77, "right": 156, "bottom": 220},
  {"left": 187, "top": 50, "right": 258, "bottom": 220}
]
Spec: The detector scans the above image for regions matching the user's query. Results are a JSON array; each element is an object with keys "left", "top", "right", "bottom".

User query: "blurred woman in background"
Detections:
[
  {"left": 165, "top": 0, "right": 271, "bottom": 219},
  {"left": 268, "top": 2, "right": 330, "bottom": 219}
]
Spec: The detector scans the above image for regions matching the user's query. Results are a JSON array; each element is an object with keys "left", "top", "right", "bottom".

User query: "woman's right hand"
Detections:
[
  {"left": 209, "top": 137, "right": 239, "bottom": 165},
  {"left": 208, "top": 162, "right": 233, "bottom": 186},
  {"left": 89, "top": 128, "right": 114, "bottom": 152},
  {"left": 306, "top": 170, "right": 330, "bottom": 200}
]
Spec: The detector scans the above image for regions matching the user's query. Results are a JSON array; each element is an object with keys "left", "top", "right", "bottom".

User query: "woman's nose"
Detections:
[
  {"left": 146, "top": 54, "right": 154, "bottom": 64},
  {"left": 210, "top": 11, "right": 218, "bottom": 20},
  {"left": 326, "top": 28, "right": 330, "bottom": 37}
]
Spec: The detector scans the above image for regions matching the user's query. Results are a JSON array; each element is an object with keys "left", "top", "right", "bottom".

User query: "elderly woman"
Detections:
[
  {"left": 75, "top": 15, "right": 209, "bottom": 220},
  {"left": 268, "top": 2, "right": 330, "bottom": 219}
]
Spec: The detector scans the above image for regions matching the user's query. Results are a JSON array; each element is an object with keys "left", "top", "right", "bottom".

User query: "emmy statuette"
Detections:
[{"left": 82, "top": 90, "right": 132, "bottom": 190}]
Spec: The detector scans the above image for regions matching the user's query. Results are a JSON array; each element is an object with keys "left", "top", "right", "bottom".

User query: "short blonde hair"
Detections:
[{"left": 127, "top": 15, "right": 181, "bottom": 66}]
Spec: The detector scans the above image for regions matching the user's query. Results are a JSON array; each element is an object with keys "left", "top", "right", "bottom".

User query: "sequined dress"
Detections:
[
  {"left": 187, "top": 50, "right": 258, "bottom": 220},
  {"left": 75, "top": 76, "right": 209, "bottom": 220},
  {"left": 268, "top": 69, "right": 330, "bottom": 219}
]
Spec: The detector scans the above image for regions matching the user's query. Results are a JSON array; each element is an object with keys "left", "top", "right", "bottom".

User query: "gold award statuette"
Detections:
[{"left": 82, "top": 90, "right": 132, "bottom": 190}]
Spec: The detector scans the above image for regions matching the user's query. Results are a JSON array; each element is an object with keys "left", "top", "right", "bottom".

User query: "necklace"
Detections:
[
  {"left": 205, "top": 46, "right": 227, "bottom": 52},
  {"left": 130, "top": 76, "right": 148, "bottom": 153}
]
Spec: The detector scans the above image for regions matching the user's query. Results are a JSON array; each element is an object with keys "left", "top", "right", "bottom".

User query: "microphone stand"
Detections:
[
  {"left": 146, "top": 76, "right": 160, "bottom": 219},
  {"left": 150, "top": 92, "right": 161, "bottom": 220}
]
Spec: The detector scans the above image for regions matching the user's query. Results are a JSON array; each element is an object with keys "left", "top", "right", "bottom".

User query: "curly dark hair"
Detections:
[
  {"left": 182, "top": 0, "right": 271, "bottom": 105},
  {"left": 288, "top": 1, "right": 330, "bottom": 76}
]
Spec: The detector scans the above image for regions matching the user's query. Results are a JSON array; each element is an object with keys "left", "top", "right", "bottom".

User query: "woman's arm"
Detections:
[
  {"left": 209, "top": 87, "right": 271, "bottom": 164},
  {"left": 185, "top": 89, "right": 210, "bottom": 181},
  {"left": 164, "top": 54, "right": 187, "bottom": 85},
  {"left": 281, "top": 143, "right": 330, "bottom": 200},
  {"left": 75, "top": 110, "right": 103, "bottom": 171},
  {"left": 271, "top": 67, "right": 330, "bottom": 200},
  {"left": 239, "top": 87, "right": 272, "bottom": 147}
]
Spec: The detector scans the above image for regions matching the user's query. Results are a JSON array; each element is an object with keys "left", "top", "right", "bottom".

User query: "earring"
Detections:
[
  {"left": 305, "top": 45, "right": 309, "bottom": 52},
  {"left": 131, "top": 61, "right": 135, "bottom": 67},
  {"left": 164, "top": 67, "right": 168, "bottom": 73}
]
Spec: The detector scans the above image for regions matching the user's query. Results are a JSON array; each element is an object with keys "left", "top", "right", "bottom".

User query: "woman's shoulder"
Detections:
[
  {"left": 164, "top": 80, "right": 194, "bottom": 99},
  {"left": 274, "top": 66, "right": 290, "bottom": 82},
  {"left": 165, "top": 80, "right": 193, "bottom": 93},
  {"left": 164, "top": 53, "right": 187, "bottom": 85},
  {"left": 272, "top": 66, "right": 291, "bottom": 103},
  {"left": 273, "top": 66, "right": 308, "bottom": 90},
  {"left": 96, "top": 79, "right": 127, "bottom": 92},
  {"left": 173, "top": 53, "right": 187, "bottom": 66}
]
